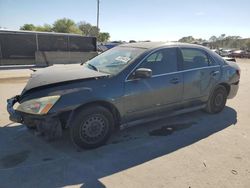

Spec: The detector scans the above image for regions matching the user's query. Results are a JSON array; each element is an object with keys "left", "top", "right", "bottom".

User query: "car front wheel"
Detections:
[
  {"left": 70, "top": 105, "right": 114, "bottom": 149},
  {"left": 205, "top": 85, "right": 228, "bottom": 114}
]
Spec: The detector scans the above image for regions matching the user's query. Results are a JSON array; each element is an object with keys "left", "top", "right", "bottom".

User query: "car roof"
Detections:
[{"left": 119, "top": 42, "right": 209, "bottom": 50}]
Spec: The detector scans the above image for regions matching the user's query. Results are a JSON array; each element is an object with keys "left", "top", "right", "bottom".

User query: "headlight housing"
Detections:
[{"left": 16, "top": 95, "right": 60, "bottom": 115}]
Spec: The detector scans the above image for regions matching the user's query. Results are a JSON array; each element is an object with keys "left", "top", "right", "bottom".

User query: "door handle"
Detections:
[
  {"left": 170, "top": 78, "right": 179, "bottom": 84},
  {"left": 210, "top": 71, "right": 220, "bottom": 76}
]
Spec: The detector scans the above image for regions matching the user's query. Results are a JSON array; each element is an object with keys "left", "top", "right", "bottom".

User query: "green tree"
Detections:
[
  {"left": 20, "top": 23, "right": 52, "bottom": 32},
  {"left": 98, "top": 32, "right": 110, "bottom": 42},
  {"left": 78, "top": 21, "right": 100, "bottom": 37},
  {"left": 178, "top": 36, "right": 195, "bottom": 43},
  {"left": 35, "top": 24, "right": 52, "bottom": 32},
  {"left": 218, "top": 34, "right": 226, "bottom": 40},
  {"left": 53, "top": 18, "right": 81, "bottom": 34},
  {"left": 245, "top": 40, "right": 250, "bottom": 49},
  {"left": 209, "top": 35, "right": 217, "bottom": 42},
  {"left": 19, "top": 18, "right": 112, "bottom": 39},
  {"left": 20, "top": 24, "right": 36, "bottom": 31}
]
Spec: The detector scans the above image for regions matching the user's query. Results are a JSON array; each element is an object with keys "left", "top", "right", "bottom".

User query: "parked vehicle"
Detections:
[
  {"left": 7, "top": 42, "right": 240, "bottom": 149},
  {"left": 211, "top": 49, "right": 236, "bottom": 62},
  {"left": 246, "top": 51, "right": 250, "bottom": 58},
  {"left": 229, "top": 50, "right": 248, "bottom": 58},
  {"left": 223, "top": 57, "right": 236, "bottom": 62},
  {"left": 103, "top": 41, "right": 122, "bottom": 50},
  {"left": 220, "top": 49, "right": 233, "bottom": 57},
  {"left": 211, "top": 49, "right": 219, "bottom": 54},
  {"left": 97, "top": 44, "right": 108, "bottom": 53}
]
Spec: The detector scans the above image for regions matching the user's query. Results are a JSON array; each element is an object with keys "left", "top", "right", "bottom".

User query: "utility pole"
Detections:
[{"left": 97, "top": 0, "right": 100, "bottom": 30}]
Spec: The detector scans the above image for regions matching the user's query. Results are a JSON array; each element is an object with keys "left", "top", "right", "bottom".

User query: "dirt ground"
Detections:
[{"left": 0, "top": 59, "right": 250, "bottom": 188}]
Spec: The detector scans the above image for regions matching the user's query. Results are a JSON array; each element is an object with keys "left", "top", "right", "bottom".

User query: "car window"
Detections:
[
  {"left": 207, "top": 53, "right": 219, "bottom": 66},
  {"left": 139, "top": 48, "right": 178, "bottom": 75},
  {"left": 146, "top": 52, "right": 163, "bottom": 62},
  {"left": 181, "top": 48, "right": 210, "bottom": 70}
]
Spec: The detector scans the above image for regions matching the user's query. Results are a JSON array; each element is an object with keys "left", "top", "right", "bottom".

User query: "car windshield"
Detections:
[{"left": 83, "top": 46, "right": 145, "bottom": 75}]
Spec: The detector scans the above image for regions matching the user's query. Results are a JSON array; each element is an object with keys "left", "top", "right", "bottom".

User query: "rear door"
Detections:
[
  {"left": 180, "top": 48, "right": 221, "bottom": 104},
  {"left": 123, "top": 47, "right": 183, "bottom": 121}
]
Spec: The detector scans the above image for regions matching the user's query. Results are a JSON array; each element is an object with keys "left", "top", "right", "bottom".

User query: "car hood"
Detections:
[{"left": 24, "top": 64, "right": 109, "bottom": 90}]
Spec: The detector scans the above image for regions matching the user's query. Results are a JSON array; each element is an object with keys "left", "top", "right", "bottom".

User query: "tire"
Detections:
[
  {"left": 205, "top": 85, "right": 228, "bottom": 114},
  {"left": 70, "top": 105, "right": 114, "bottom": 149}
]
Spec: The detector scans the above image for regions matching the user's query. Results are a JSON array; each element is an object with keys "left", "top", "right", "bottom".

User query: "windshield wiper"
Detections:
[
  {"left": 80, "top": 60, "right": 98, "bottom": 71},
  {"left": 80, "top": 60, "right": 85, "bottom": 65},
  {"left": 87, "top": 63, "right": 99, "bottom": 72}
]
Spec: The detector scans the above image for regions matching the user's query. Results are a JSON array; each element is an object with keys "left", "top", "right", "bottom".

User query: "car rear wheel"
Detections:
[
  {"left": 205, "top": 85, "right": 227, "bottom": 114},
  {"left": 70, "top": 105, "right": 114, "bottom": 149}
]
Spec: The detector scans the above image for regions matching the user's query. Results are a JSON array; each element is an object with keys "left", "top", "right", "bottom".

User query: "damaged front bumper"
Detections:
[
  {"left": 6, "top": 96, "right": 62, "bottom": 139},
  {"left": 7, "top": 95, "right": 23, "bottom": 123}
]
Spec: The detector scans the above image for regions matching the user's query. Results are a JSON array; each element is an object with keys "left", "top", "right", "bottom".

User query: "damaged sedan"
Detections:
[{"left": 7, "top": 42, "right": 240, "bottom": 149}]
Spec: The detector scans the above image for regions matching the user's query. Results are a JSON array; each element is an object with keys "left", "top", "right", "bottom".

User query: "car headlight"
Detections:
[{"left": 16, "top": 95, "right": 60, "bottom": 115}]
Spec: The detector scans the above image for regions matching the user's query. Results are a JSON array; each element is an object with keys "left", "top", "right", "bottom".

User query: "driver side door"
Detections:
[{"left": 123, "top": 48, "right": 183, "bottom": 121}]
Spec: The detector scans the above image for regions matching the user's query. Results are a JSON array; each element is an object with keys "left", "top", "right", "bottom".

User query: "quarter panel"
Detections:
[{"left": 183, "top": 69, "right": 201, "bottom": 100}]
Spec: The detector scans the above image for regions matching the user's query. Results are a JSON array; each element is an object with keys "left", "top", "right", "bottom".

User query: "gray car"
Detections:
[{"left": 7, "top": 42, "right": 240, "bottom": 149}]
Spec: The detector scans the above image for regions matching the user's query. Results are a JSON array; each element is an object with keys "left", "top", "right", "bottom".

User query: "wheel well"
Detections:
[
  {"left": 73, "top": 101, "right": 121, "bottom": 128},
  {"left": 219, "top": 83, "right": 230, "bottom": 95}
]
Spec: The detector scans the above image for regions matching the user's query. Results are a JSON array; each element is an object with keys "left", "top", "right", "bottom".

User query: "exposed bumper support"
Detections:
[
  {"left": 7, "top": 96, "right": 23, "bottom": 123},
  {"left": 6, "top": 96, "right": 62, "bottom": 140}
]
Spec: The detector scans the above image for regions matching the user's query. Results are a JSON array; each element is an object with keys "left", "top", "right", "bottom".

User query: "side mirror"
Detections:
[{"left": 133, "top": 68, "right": 152, "bottom": 79}]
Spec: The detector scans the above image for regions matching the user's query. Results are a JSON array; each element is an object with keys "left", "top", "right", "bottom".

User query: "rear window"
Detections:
[{"left": 181, "top": 48, "right": 210, "bottom": 70}]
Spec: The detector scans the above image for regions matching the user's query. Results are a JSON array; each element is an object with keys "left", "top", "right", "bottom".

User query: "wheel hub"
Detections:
[
  {"left": 215, "top": 93, "right": 223, "bottom": 106},
  {"left": 80, "top": 115, "right": 107, "bottom": 142}
]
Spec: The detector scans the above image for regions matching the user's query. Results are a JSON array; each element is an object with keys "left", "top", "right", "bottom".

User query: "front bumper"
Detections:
[
  {"left": 6, "top": 96, "right": 62, "bottom": 139},
  {"left": 7, "top": 95, "right": 23, "bottom": 123}
]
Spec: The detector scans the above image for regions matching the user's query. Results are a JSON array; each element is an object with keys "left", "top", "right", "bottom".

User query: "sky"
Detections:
[{"left": 0, "top": 0, "right": 250, "bottom": 41}]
